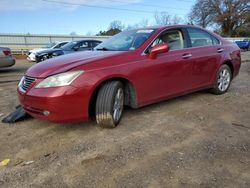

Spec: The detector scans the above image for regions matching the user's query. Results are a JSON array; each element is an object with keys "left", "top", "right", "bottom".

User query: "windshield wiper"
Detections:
[{"left": 95, "top": 47, "right": 110, "bottom": 51}]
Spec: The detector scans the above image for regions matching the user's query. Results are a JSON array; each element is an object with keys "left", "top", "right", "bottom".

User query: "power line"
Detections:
[
  {"left": 42, "top": 0, "right": 155, "bottom": 14},
  {"left": 176, "top": 0, "right": 195, "bottom": 3},
  {"left": 41, "top": 0, "right": 188, "bottom": 15},
  {"left": 101, "top": 0, "right": 190, "bottom": 11}
]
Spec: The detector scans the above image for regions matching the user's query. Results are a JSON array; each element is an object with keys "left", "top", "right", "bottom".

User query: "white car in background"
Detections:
[{"left": 26, "top": 41, "right": 69, "bottom": 62}]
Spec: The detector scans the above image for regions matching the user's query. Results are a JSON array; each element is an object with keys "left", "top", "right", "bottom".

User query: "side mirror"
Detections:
[
  {"left": 149, "top": 43, "right": 170, "bottom": 59},
  {"left": 73, "top": 46, "right": 79, "bottom": 51}
]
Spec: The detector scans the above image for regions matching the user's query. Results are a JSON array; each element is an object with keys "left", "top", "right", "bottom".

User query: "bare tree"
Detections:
[
  {"left": 139, "top": 18, "right": 149, "bottom": 27},
  {"left": 189, "top": 0, "right": 250, "bottom": 36},
  {"left": 85, "top": 31, "right": 94, "bottom": 36},
  {"left": 154, "top": 11, "right": 182, "bottom": 25},
  {"left": 131, "top": 19, "right": 149, "bottom": 29},
  {"left": 172, "top": 15, "right": 182, "bottom": 25},
  {"left": 188, "top": 0, "right": 213, "bottom": 28},
  {"left": 69, "top": 31, "right": 77, "bottom": 36},
  {"left": 109, "top": 20, "right": 124, "bottom": 30},
  {"left": 154, "top": 11, "right": 171, "bottom": 25},
  {"left": 211, "top": 0, "right": 250, "bottom": 36},
  {"left": 97, "top": 20, "right": 124, "bottom": 36}
]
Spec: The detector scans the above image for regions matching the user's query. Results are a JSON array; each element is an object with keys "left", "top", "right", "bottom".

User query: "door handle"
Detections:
[
  {"left": 182, "top": 53, "right": 192, "bottom": 59},
  {"left": 217, "top": 48, "right": 224, "bottom": 53}
]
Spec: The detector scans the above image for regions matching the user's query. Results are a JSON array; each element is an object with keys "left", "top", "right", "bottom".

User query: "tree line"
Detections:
[
  {"left": 96, "top": 0, "right": 250, "bottom": 37},
  {"left": 189, "top": 0, "right": 250, "bottom": 37}
]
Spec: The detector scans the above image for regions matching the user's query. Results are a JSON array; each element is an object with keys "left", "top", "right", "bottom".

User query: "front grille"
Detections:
[{"left": 21, "top": 76, "right": 36, "bottom": 92}]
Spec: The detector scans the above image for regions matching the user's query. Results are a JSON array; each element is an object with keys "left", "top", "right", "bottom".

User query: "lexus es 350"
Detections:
[{"left": 18, "top": 25, "right": 241, "bottom": 128}]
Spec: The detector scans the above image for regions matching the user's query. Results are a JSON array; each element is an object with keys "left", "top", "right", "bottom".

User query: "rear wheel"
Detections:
[
  {"left": 95, "top": 81, "right": 124, "bottom": 128},
  {"left": 210, "top": 64, "right": 232, "bottom": 95}
]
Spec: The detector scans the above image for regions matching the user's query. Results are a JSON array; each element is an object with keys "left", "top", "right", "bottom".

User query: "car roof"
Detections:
[
  {"left": 135, "top": 24, "right": 223, "bottom": 42},
  {"left": 53, "top": 41, "right": 69, "bottom": 44},
  {"left": 136, "top": 24, "right": 206, "bottom": 31},
  {"left": 70, "top": 39, "right": 102, "bottom": 42}
]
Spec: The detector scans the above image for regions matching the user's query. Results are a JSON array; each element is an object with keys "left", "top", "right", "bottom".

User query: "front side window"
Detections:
[
  {"left": 52, "top": 42, "right": 67, "bottom": 49},
  {"left": 146, "top": 29, "right": 185, "bottom": 53},
  {"left": 56, "top": 42, "right": 68, "bottom": 48},
  {"left": 79, "top": 41, "right": 89, "bottom": 48},
  {"left": 61, "top": 41, "right": 78, "bottom": 50},
  {"left": 152, "top": 30, "right": 184, "bottom": 50},
  {"left": 187, "top": 28, "right": 219, "bottom": 47},
  {"left": 95, "top": 29, "right": 156, "bottom": 51}
]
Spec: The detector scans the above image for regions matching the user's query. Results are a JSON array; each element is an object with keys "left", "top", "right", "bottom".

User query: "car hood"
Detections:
[
  {"left": 29, "top": 48, "right": 48, "bottom": 54},
  {"left": 26, "top": 51, "right": 126, "bottom": 78},
  {"left": 36, "top": 48, "right": 63, "bottom": 55}
]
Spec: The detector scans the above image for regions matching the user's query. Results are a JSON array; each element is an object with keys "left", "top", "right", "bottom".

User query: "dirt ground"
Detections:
[{"left": 0, "top": 52, "right": 250, "bottom": 188}]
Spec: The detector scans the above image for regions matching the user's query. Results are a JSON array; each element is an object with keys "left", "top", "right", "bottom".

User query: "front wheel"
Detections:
[
  {"left": 210, "top": 64, "right": 232, "bottom": 95},
  {"left": 95, "top": 81, "right": 124, "bottom": 128}
]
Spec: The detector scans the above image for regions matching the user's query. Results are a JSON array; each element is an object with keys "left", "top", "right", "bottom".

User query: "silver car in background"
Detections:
[{"left": 0, "top": 47, "right": 15, "bottom": 68}]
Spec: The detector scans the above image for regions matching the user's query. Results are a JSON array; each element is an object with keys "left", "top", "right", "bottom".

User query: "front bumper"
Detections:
[
  {"left": 18, "top": 84, "right": 91, "bottom": 123},
  {"left": 27, "top": 54, "right": 36, "bottom": 62}
]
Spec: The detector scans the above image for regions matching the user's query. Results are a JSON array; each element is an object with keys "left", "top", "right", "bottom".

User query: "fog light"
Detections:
[{"left": 43, "top": 110, "right": 50, "bottom": 116}]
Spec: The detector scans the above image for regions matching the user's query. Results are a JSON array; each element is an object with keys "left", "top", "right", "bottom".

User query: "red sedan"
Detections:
[{"left": 18, "top": 25, "right": 241, "bottom": 128}]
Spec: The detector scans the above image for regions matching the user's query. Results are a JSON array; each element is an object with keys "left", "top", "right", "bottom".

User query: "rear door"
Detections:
[{"left": 185, "top": 27, "right": 223, "bottom": 88}]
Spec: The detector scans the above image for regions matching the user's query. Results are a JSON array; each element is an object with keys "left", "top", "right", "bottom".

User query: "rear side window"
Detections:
[{"left": 187, "top": 28, "right": 220, "bottom": 47}]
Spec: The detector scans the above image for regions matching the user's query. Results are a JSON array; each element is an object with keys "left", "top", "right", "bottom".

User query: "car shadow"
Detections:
[
  {"left": 124, "top": 90, "right": 211, "bottom": 114},
  {"left": 2, "top": 90, "right": 213, "bottom": 131},
  {"left": 0, "top": 67, "right": 28, "bottom": 74}
]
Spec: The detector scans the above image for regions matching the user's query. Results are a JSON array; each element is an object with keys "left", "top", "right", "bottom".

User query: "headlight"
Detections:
[
  {"left": 35, "top": 71, "right": 84, "bottom": 88},
  {"left": 18, "top": 76, "right": 25, "bottom": 88}
]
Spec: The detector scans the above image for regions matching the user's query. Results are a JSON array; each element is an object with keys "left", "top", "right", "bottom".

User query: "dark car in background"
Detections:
[
  {"left": 235, "top": 39, "right": 250, "bottom": 50},
  {"left": 0, "top": 47, "right": 15, "bottom": 68},
  {"left": 35, "top": 40, "right": 102, "bottom": 62},
  {"left": 27, "top": 41, "right": 69, "bottom": 62}
]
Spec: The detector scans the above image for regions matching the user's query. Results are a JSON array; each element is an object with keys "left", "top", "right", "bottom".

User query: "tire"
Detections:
[
  {"left": 210, "top": 64, "right": 232, "bottom": 95},
  {"left": 96, "top": 81, "right": 124, "bottom": 128}
]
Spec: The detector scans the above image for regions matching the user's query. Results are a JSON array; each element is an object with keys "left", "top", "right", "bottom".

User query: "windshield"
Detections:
[
  {"left": 43, "top": 42, "right": 56, "bottom": 48},
  {"left": 95, "top": 29, "right": 156, "bottom": 51},
  {"left": 61, "top": 41, "right": 78, "bottom": 50},
  {"left": 53, "top": 42, "right": 68, "bottom": 49}
]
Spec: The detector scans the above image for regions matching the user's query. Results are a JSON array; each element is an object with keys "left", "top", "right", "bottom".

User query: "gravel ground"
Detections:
[{"left": 0, "top": 52, "right": 250, "bottom": 188}]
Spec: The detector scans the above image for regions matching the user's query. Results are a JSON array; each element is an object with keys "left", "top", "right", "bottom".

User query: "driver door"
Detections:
[
  {"left": 77, "top": 41, "right": 92, "bottom": 51},
  {"left": 137, "top": 29, "right": 194, "bottom": 105}
]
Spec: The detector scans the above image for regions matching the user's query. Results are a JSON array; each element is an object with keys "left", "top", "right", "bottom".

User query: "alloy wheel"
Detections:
[
  {"left": 113, "top": 88, "right": 124, "bottom": 123},
  {"left": 217, "top": 68, "right": 231, "bottom": 92}
]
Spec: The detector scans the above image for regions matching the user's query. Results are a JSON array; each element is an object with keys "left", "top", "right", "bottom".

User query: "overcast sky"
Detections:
[{"left": 0, "top": 0, "right": 195, "bottom": 35}]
